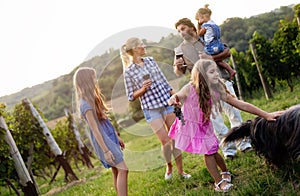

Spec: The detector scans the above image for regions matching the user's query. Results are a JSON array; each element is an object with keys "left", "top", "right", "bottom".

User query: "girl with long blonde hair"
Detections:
[{"left": 73, "top": 67, "right": 128, "bottom": 196}]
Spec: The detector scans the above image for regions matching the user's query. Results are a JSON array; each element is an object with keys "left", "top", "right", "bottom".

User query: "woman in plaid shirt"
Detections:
[{"left": 120, "top": 37, "right": 191, "bottom": 180}]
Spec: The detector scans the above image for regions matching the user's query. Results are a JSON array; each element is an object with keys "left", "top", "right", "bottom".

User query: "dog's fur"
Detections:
[{"left": 223, "top": 105, "right": 300, "bottom": 168}]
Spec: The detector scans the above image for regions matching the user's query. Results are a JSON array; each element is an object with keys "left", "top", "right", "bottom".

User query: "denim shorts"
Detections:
[{"left": 143, "top": 105, "right": 174, "bottom": 123}]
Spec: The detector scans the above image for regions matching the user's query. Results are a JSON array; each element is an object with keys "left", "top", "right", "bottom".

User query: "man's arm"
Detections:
[{"left": 212, "top": 47, "right": 231, "bottom": 62}]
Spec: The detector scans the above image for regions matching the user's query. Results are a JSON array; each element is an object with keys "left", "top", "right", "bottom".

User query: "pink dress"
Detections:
[{"left": 169, "top": 84, "right": 219, "bottom": 155}]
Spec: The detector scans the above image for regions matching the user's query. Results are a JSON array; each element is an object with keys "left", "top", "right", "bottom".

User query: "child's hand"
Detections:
[
  {"left": 266, "top": 110, "right": 284, "bottom": 121},
  {"left": 118, "top": 136, "right": 125, "bottom": 150},
  {"left": 104, "top": 150, "right": 115, "bottom": 165},
  {"left": 168, "top": 95, "right": 181, "bottom": 106}
]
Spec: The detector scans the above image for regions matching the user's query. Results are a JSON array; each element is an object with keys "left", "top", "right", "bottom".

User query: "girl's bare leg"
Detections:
[
  {"left": 114, "top": 161, "right": 128, "bottom": 196},
  {"left": 204, "top": 154, "right": 222, "bottom": 183},
  {"left": 214, "top": 153, "right": 231, "bottom": 181},
  {"left": 216, "top": 61, "right": 236, "bottom": 80},
  {"left": 204, "top": 154, "right": 231, "bottom": 190},
  {"left": 215, "top": 152, "right": 228, "bottom": 172},
  {"left": 112, "top": 167, "right": 118, "bottom": 192}
]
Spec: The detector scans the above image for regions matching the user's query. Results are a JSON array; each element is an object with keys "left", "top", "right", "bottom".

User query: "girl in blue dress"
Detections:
[{"left": 73, "top": 67, "right": 128, "bottom": 196}]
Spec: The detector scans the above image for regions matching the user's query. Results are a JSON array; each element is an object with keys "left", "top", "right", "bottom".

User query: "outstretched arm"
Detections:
[
  {"left": 168, "top": 84, "right": 190, "bottom": 106},
  {"left": 225, "top": 94, "right": 283, "bottom": 121}
]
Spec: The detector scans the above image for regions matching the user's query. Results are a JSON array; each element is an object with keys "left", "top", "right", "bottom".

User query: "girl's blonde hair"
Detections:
[
  {"left": 120, "top": 37, "right": 143, "bottom": 69},
  {"left": 191, "top": 59, "right": 229, "bottom": 121},
  {"left": 195, "top": 4, "right": 212, "bottom": 20},
  {"left": 73, "top": 67, "right": 108, "bottom": 120}
]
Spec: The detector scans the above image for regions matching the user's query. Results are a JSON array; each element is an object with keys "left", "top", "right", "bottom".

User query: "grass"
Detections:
[
  {"left": 2, "top": 77, "right": 300, "bottom": 195},
  {"left": 37, "top": 151, "right": 300, "bottom": 196}
]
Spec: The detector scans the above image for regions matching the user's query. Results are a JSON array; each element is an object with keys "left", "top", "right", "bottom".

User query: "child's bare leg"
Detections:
[
  {"left": 111, "top": 167, "right": 118, "bottom": 192},
  {"left": 204, "top": 154, "right": 231, "bottom": 190},
  {"left": 215, "top": 153, "right": 231, "bottom": 181},
  {"left": 212, "top": 48, "right": 231, "bottom": 61},
  {"left": 114, "top": 162, "right": 129, "bottom": 196},
  {"left": 217, "top": 61, "right": 236, "bottom": 80},
  {"left": 204, "top": 154, "right": 222, "bottom": 183}
]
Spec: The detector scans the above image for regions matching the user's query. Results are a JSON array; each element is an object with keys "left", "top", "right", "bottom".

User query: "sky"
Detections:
[{"left": 0, "top": 0, "right": 297, "bottom": 97}]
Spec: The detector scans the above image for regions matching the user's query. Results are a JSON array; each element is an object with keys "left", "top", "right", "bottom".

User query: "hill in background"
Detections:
[{"left": 0, "top": 4, "right": 295, "bottom": 121}]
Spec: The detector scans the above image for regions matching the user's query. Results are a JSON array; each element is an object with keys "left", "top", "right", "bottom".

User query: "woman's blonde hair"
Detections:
[
  {"left": 195, "top": 4, "right": 212, "bottom": 20},
  {"left": 120, "top": 37, "right": 143, "bottom": 69},
  {"left": 191, "top": 59, "right": 229, "bottom": 120},
  {"left": 73, "top": 67, "right": 108, "bottom": 120}
]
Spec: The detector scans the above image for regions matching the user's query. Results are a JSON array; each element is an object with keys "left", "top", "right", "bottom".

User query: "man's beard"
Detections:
[{"left": 182, "top": 29, "right": 195, "bottom": 41}]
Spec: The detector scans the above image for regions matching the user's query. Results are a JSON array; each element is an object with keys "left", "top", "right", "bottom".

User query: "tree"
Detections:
[
  {"left": 231, "top": 49, "right": 261, "bottom": 98},
  {"left": 22, "top": 98, "right": 78, "bottom": 183},
  {"left": 295, "top": 4, "right": 300, "bottom": 28},
  {"left": 0, "top": 103, "right": 39, "bottom": 196},
  {"left": 272, "top": 19, "right": 300, "bottom": 91},
  {"left": 249, "top": 39, "right": 273, "bottom": 100},
  {"left": 11, "top": 101, "right": 54, "bottom": 180},
  {"left": 221, "top": 6, "right": 294, "bottom": 53},
  {"left": 0, "top": 116, "right": 39, "bottom": 196}
]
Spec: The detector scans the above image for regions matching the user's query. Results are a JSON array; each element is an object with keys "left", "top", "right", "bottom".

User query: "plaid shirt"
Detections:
[{"left": 124, "top": 57, "right": 172, "bottom": 110}]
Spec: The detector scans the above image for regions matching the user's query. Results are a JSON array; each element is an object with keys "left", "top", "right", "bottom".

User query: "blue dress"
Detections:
[
  {"left": 80, "top": 99, "right": 124, "bottom": 168},
  {"left": 201, "top": 20, "right": 225, "bottom": 55}
]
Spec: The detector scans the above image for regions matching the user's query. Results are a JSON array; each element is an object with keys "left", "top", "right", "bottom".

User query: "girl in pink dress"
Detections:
[{"left": 168, "top": 59, "right": 283, "bottom": 192}]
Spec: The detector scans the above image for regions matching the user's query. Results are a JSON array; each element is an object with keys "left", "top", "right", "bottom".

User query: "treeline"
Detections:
[{"left": 221, "top": 5, "right": 295, "bottom": 52}]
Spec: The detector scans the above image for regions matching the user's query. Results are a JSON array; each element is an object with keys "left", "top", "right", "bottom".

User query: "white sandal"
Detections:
[
  {"left": 181, "top": 172, "right": 192, "bottom": 179},
  {"left": 220, "top": 171, "right": 232, "bottom": 183},
  {"left": 214, "top": 179, "right": 233, "bottom": 192},
  {"left": 164, "top": 171, "right": 172, "bottom": 180}
]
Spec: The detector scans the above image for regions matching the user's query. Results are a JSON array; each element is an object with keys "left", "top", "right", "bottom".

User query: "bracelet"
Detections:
[{"left": 104, "top": 150, "right": 109, "bottom": 153}]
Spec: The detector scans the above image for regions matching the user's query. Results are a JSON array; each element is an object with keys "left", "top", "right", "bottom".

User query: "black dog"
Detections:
[{"left": 223, "top": 105, "right": 300, "bottom": 168}]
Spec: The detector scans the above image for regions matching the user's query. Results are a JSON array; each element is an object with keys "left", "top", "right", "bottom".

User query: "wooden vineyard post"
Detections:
[
  {"left": 0, "top": 116, "right": 39, "bottom": 196},
  {"left": 230, "top": 55, "right": 244, "bottom": 101},
  {"left": 65, "top": 108, "right": 94, "bottom": 169},
  {"left": 22, "top": 98, "right": 78, "bottom": 183},
  {"left": 250, "top": 43, "right": 273, "bottom": 100}
]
